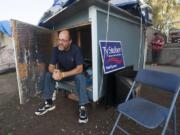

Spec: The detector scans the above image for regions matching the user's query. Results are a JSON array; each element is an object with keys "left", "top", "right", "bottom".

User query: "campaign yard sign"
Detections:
[{"left": 99, "top": 40, "right": 125, "bottom": 74}]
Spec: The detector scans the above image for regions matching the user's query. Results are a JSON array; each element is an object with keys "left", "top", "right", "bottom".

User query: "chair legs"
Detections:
[
  {"left": 161, "top": 108, "right": 177, "bottom": 135},
  {"left": 110, "top": 113, "right": 122, "bottom": 135},
  {"left": 173, "top": 108, "right": 176, "bottom": 135}
]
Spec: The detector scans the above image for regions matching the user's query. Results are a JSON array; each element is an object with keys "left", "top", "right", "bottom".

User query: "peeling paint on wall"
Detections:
[{"left": 18, "top": 63, "right": 28, "bottom": 80}]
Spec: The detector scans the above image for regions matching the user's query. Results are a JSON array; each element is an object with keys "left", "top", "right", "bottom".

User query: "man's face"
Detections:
[{"left": 58, "top": 31, "right": 72, "bottom": 51}]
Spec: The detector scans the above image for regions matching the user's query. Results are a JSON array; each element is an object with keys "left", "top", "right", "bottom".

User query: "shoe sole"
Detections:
[
  {"left": 78, "top": 118, "right": 88, "bottom": 123},
  {"left": 35, "top": 106, "right": 56, "bottom": 116}
]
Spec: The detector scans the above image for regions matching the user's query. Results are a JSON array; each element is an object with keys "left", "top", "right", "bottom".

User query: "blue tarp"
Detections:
[
  {"left": 111, "top": 0, "right": 141, "bottom": 19},
  {"left": 53, "top": 0, "right": 75, "bottom": 7},
  {"left": 38, "top": 0, "right": 76, "bottom": 26},
  {"left": 110, "top": 0, "right": 152, "bottom": 26},
  {"left": 0, "top": 21, "right": 11, "bottom": 36}
]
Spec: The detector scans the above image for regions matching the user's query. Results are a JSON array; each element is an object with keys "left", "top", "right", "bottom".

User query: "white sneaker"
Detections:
[
  {"left": 52, "top": 90, "right": 56, "bottom": 101},
  {"left": 35, "top": 101, "right": 56, "bottom": 116},
  {"left": 78, "top": 106, "right": 88, "bottom": 123}
]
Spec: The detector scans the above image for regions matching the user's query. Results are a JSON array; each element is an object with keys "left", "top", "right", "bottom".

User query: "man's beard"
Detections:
[{"left": 58, "top": 45, "right": 64, "bottom": 51}]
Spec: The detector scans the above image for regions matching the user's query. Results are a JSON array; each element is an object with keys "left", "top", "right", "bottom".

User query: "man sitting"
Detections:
[{"left": 35, "top": 30, "right": 89, "bottom": 124}]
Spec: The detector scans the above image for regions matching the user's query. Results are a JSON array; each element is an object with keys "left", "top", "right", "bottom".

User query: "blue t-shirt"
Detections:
[{"left": 50, "top": 44, "right": 84, "bottom": 71}]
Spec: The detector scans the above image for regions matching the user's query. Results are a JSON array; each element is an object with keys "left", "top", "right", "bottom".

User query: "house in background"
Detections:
[
  {"left": 168, "top": 28, "right": 180, "bottom": 43},
  {"left": 0, "top": 21, "right": 15, "bottom": 73}
]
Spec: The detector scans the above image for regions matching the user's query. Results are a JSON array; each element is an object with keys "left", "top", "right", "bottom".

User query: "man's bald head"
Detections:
[
  {"left": 59, "top": 30, "right": 71, "bottom": 40},
  {"left": 58, "top": 30, "right": 72, "bottom": 51}
]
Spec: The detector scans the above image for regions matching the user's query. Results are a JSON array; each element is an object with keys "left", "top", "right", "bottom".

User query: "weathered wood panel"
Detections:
[{"left": 12, "top": 20, "right": 57, "bottom": 104}]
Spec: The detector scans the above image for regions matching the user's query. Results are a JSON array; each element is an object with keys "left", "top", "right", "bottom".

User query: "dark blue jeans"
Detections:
[{"left": 40, "top": 72, "right": 89, "bottom": 106}]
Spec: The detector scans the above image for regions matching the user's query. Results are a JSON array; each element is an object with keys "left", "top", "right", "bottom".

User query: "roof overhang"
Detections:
[{"left": 40, "top": 0, "right": 141, "bottom": 28}]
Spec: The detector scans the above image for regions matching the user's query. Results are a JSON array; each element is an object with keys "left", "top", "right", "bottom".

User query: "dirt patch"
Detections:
[
  {"left": 0, "top": 72, "right": 18, "bottom": 106},
  {"left": 0, "top": 93, "right": 115, "bottom": 135},
  {"left": 0, "top": 72, "right": 116, "bottom": 135},
  {"left": 0, "top": 72, "right": 180, "bottom": 135}
]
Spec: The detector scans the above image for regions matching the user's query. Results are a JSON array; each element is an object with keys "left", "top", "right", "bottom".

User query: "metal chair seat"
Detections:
[{"left": 117, "top": 97, "right": 169, "bottom": 129}]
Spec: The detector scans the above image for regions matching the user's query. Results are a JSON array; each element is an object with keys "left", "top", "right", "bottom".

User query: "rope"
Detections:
[
  {"left": 99, "top": 1, "right": 111, "bottom": 98},
  {"left": 138, "top": 3, "right": 144, "bottom": 70}
]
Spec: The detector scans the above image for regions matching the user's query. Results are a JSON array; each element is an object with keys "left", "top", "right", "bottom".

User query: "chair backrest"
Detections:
[{"left": 135, "top": 69, "right": 180, "bottom": 93}]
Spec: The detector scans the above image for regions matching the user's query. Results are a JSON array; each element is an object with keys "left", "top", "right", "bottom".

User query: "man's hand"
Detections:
[{"left": 52, "top": 69, "right": 63, "bottom": 80}]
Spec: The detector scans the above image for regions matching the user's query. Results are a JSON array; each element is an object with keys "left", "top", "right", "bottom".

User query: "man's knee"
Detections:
[{"left": 45, "top": 72, "right": 52, "bottom": 79}]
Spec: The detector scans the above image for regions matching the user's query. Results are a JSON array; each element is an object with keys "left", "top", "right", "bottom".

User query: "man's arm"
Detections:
[
  {"left": 48, "top": 64, "right": 56, "bottom": 73},
  {"left": 52, "top": 64, "right": 83, "bottom": 81},
  {"left": 63, "top": 64, "right": 83, "bottom": 78}
]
